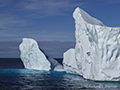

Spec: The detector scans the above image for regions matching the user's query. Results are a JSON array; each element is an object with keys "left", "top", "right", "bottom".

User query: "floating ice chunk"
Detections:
[{"left": 19, "top": 38, "right": 50, "bottom": 70}]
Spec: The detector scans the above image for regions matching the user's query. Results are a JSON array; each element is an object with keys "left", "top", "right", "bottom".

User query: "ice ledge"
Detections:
[{"left": 73, "top": 7, "right": 104, "bottom": 26}]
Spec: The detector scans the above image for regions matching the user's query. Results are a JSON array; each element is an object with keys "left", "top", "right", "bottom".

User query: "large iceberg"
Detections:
[
  {"left": 63, "top": 7, "right": 120, "bottom": 81},
  {"left": 19, "top": 38, "right": 51, "bottom": 70}
]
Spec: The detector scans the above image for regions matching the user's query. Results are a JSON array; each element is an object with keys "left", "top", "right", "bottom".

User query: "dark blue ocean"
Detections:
[{"left": 0, "top": 58, "right": 120, "bottom": 90}]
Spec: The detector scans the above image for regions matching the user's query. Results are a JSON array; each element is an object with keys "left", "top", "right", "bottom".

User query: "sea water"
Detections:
[{"left": 0, "top": 59, "right": 120, "bottom": 90}]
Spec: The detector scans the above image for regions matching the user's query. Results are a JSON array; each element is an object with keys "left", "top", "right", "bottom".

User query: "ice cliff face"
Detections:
[
  {"left": 19, "top": 38, "right": 51, "bottom": 70},
  {"left": 63, "top": 48, "right": 80, "bottom": 74},
  {"left": 63, "top": 7, "right": 120, "bottom": 81}
]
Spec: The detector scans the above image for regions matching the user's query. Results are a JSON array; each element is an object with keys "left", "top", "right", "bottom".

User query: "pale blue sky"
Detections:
[
  {"left": 0, "top": 0, "right": 120, "bottom": 58},
  {"left": 0, "top": 41, "right": 75, "bottom": 58},
  {"left": 0, "top": 0, "right": 120, "bottom": 42}
]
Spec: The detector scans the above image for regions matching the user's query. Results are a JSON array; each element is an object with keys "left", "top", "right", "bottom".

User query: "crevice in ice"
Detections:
[
  {"left": 86, "top": 52, "right": 90, "bottom": 56},
  {"left": 63, "top": 63, "right": 79, "bottom": 75},
  {"left": 112, "top": 76, "right": 120, "bottom": 81}
]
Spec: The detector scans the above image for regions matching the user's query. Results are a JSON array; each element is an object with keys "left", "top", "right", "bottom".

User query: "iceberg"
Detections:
[
  {"left": 19, "top": 38, "right": 51, "bottom": 70},
  {"left": 47, "top": 57, "right": 64, "bottom": 71},
  {"left": 63, "top": 48, "right": 80, "bottom": 74},
  {"left": 63, "top": 7, "right": 120, "bottom": 81},
  {"left": 19, "top": 38, "right": 64, "bottom": 71}
]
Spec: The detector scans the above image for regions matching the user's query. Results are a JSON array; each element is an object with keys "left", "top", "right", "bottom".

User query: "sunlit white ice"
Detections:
[{"left": 63, "top": 7, "right": 120, "bottom": 81}]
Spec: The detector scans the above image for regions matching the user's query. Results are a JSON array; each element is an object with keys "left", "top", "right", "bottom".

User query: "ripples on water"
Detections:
[
  {"left": 0, "top": 58, "right": 120, "bottom": 90},
  {"left": 0, "top": 69, "right": 120, "bottom": 90}
]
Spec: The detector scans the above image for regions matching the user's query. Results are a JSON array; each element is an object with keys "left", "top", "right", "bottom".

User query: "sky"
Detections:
[
  {"left": 0, "top": 0, "right": 120, "bottom": 42},
  {"left": 0, "top": 41, "right": 75, "bottom": 58},
  {"left": 0, "top": 0, "right": 120, "bottom": 58}
]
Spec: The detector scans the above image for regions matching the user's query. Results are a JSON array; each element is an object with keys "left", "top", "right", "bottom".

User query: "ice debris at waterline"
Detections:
[
  {"left": 63, "top": 7, "right": 120, "bottom": 81},
  {"left": 19, "top": 38, "right": 64, "bottom": 71}
]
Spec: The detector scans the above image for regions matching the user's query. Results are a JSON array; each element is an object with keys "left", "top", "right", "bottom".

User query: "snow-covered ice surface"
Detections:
[
  {"left": 19, "top": 38, "right": 51, "bottom": 70},
  {"left": 63, "top": 7, "right": 120, "bottom": 81}
]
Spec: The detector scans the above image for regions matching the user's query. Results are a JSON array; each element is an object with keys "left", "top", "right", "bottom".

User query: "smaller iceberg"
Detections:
[
  {"left": 19, "top": 38, "right": 64, "bottom": 71},
  {"left": 19, "top": 38, "right": 51, "bottom": 70}
]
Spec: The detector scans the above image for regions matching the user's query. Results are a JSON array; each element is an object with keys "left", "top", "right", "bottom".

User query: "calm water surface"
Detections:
[
  {"left": 0, "top": 58, "right": 120, "bottom": 90},
  {"left": 0, "top": 69, "right": 120, "bottom": 90}
]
